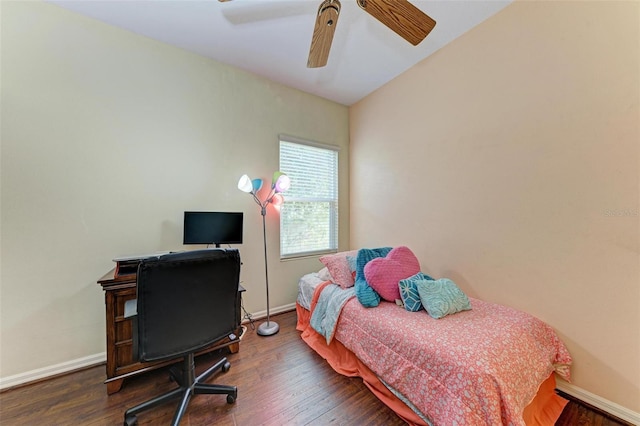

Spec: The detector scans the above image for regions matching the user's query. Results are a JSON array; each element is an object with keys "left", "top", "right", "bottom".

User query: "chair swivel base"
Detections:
[{"left": 123, "top": 353, "right": 236, "bottom": 426}]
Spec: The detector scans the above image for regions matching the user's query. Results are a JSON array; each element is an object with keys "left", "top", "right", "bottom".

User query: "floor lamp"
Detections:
[{"left": 238, "top": 172, "right": 290, "bottom": 336}]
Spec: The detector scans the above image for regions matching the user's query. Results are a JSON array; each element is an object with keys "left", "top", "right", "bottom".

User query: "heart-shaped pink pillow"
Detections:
[{"left": 364, "top": 246, "right": 421, "bottom": 302}]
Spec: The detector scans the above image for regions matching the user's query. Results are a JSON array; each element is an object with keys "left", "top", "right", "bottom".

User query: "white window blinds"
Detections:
[{"left": 279, "top": 137, "right": 339, "bottom": 258}]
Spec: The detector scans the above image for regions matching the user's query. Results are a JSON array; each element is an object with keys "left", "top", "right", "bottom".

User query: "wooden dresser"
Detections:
[{"left": 97, "top": 268, "right": 244, "bottom": 394}]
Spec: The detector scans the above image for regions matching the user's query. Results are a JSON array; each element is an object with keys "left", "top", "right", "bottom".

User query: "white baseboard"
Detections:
[
  {"left": 241, "top": 302, "right": 297, "bottom": 324},
  {"left": 556, "top": 381, "right": 640, "bottom": 425},
  {"left": 0, "top": 353, "right": 106, "bottom": 392},
  {"left": 0, "top": 304, "right": 297, "bottom": 392}
]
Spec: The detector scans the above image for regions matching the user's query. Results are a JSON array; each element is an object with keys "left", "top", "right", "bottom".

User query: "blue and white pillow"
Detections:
[
  {"left": 398, "top": 272, "right": 434, "bottom": 312},
  {"left": 416, "top": 278, "right": 471, "bottom": 319}
]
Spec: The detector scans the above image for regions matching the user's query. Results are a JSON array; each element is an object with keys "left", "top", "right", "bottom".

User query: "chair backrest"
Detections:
[{"left": 136, "top": 249, "right": 241, "bottom": 362}]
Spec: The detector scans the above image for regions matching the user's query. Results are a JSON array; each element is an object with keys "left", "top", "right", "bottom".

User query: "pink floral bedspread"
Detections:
[{"left": 333, "top": 297, "right": 572, "bottom": 425}]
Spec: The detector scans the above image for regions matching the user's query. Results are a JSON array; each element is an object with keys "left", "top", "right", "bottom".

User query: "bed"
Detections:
[{"left": 296, "top": 255, "right": 573, "bottom": 426}]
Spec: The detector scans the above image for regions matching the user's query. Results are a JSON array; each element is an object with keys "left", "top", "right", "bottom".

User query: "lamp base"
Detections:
[{"left": 256, "top": 320, "right": 279, "bottom": 336}]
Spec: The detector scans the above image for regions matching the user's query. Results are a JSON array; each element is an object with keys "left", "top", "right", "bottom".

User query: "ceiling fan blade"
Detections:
[
  {"left": 307, "top": 0, "right": 341, "bottom": 68},
  {"left": 357, "top": 0, "right": 436, "bottom": 46}
]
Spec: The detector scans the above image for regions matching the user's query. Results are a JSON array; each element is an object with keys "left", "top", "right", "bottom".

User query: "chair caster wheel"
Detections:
[
  {"left": 222, "top": 361, "right": 231, "bottom": 373},
  {"left": 227, "top": 394, "right": 236, "bottom": 404},
  {"left": 124, "top": 414, "right": 138, "bottom": 426}
]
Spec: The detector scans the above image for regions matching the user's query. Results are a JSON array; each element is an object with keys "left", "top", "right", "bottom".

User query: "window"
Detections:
[{"left": 279, "top": 136, "right": 339, "bottom": 258}]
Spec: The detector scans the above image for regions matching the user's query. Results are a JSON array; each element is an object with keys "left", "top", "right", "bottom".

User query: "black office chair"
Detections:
[{"left": 123, "top": 249, "right": 241, "bottom": 426}]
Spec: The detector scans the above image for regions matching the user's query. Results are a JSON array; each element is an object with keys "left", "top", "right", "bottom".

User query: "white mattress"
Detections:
[{"left": 296, "top": 272, "right": 327, "bottom": 310}]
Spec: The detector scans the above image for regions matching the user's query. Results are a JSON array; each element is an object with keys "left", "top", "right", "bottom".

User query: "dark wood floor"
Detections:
[{"left": 0, "top": 310, "right": 631, "bottom": 425}]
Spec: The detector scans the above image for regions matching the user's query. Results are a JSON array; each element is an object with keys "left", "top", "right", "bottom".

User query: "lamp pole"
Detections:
[{"left": 257, "top": 203, "right": 279, "bottom": 336}]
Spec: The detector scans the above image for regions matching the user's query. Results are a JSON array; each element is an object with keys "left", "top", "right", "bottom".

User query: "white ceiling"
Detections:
[{"left": 47, "top": 0, "right": 512, "bottom": 106}]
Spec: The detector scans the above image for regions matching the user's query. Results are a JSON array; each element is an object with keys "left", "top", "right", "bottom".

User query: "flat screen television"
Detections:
[{"left": 183, "top": 211, "right": 243, "bottom": 247}]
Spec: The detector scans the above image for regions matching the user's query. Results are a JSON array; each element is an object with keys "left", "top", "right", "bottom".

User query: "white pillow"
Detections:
[{"left": 317, "top": 267, "right": 333, "bottom": 282}]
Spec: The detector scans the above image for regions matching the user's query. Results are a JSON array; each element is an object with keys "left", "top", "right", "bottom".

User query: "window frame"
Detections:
[{"left": 278, "top": 134, "right": 340, "bottom": 260}]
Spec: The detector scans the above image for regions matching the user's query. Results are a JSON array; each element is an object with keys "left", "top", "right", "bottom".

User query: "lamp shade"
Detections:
[
  {"left": 238, "top": 175, "right": 253, "bottom": 193},
  {"left": 271, "top": 171, "right": 284, "bottom": 185},
  {"left": 251, "top": 178, "right": 264, "bottom": 192},
  {"left": 274, "top": 174, "right": 291, "bottom": 193},
  {"left": 271, "top": 193, "right": 284, "bottom": 207}
]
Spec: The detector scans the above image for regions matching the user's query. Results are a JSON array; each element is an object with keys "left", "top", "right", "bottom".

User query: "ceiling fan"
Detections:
[{"left": 219, "top": 0, "right": 436, "bottom": 68}]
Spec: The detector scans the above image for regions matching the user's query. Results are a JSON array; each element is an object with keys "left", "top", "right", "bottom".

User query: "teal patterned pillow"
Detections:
[
  {"left": 416, "top": 278, "right": 471, "bottom": 319},
  {"left": 398, "top": 272, "right": 434, "bottom": 312}
]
